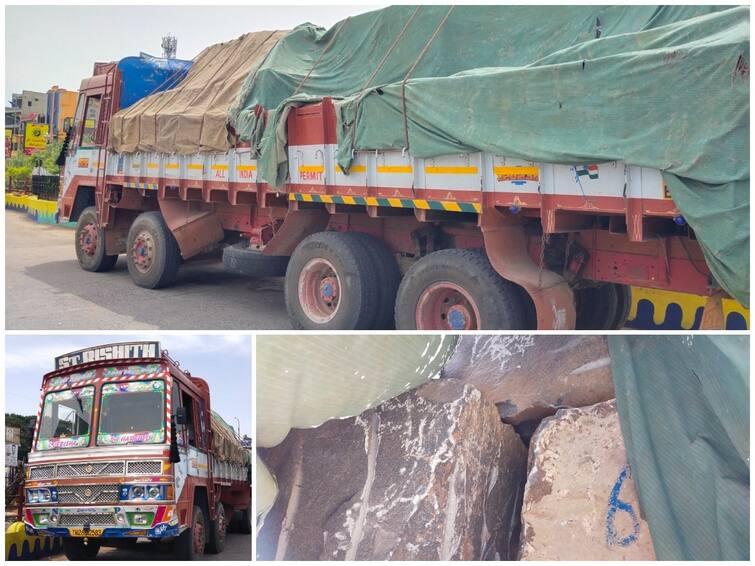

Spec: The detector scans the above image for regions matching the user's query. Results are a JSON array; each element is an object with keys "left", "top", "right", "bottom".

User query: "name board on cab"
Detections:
[{"left": 55, "top": 342, "right": 161, "bottom": 369}]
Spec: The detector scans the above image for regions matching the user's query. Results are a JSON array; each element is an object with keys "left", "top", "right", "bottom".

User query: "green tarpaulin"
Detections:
[
  {"left": 608, "top": 335, "right": 749, "bottom": 560},
  {"left": 229, "top": 5, "right": 749, "bottom": 306}
]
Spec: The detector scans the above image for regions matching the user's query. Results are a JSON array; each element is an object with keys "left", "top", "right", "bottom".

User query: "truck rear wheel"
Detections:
[
  {"left": 395, "top": 248, "right": 526, "bottom": 330},
  {"left": 238, "top": 505, "right": 252, "bottom": 535},
  {"left": 285, "top": 232, "right": 379, "bottom": 330},
  {"left": 75, "top": 206, "right": 118, "bottom": 272},
  {"left": 126, "top": 211, "right": 181, "bottom": 289},
  {"left": 62, "top": 538, "right": 100, "bottom": 560},
  {"left": 175, "top": 504, "right": 206, "bottom": 560},
  {"left": 206, "top": 501, "right": 227, "bottom": 554},
  {"left": 576, "top": 283, "right": 630, "bottom": 330},
  {"left": 349, "top": 232, "right": 401, "bottom": 329}
]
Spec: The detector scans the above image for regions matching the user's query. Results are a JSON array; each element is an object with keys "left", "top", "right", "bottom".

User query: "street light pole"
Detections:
[{"left": 233, "top": 416, "right": 241, "bottom": 439}]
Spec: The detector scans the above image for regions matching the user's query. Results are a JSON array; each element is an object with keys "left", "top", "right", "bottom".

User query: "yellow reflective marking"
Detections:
[
  {"left": 377, "top": 165, "right": 413, "bottom": 174},
  {"left": 336, "top": 164, "right": 367, "bottom": 174},
  {"left": 442, "top": 201, "right": 462, "bottom": 212},
  {"left": 425, "top": 166, "right": 478, "bottom": 175},
  {"left": 414, "top": 199, "right": 431, "bottom": 209},
  {"left": 365, "top": 197, "right": 379, "bottom": 206},
  {"left": 342, "top": 196, "right": 357, "bottom": 205},
  {"left": 147, "top": 162, "right": 158, "bottom": 169},
  {"left": 187, "top": 164, "right": 203, "bottom": 170},
  {"left": 493, "top": 165, "right": 540, "bottom": 178},
  {"left": 299, "top": 165, "right": 324, "bottom": 173},
  {"left": 387, "top": 197, "right": 404, "bottom": 207},
  {"left": 210, "top": 164, "right": 229, "bottom": 171},
  {"left": 321, "top": 195, "right": 334, "bottom": 203},
  {"left": 236, "top": 165, "right": 257, "bottom": 171},
  {"left": 165, "top": 163, "right": 179, "bottom": 170},
  {"left": 301, "top": 193, "right": 314, "bottom": 202}
]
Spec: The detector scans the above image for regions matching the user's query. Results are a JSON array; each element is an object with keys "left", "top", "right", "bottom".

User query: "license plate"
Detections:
[{"left": 69, "top": 528, "right": 103, "bottom": 537}]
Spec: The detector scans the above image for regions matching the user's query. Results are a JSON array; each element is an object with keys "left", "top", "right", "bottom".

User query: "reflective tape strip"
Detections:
[
  {"left": 377, "top": 165, "right": 413, "bottom": 174},
  {"left": 187, "top": 164, "right": 203, "bottom": 170},
  {"left": 299, "top": 165, "right": 325, "bottom": 173},
  {"left": 124, "top": 181, "right": 158, "bottom": 191},
  {"left": 210, "top": 164, "right": 228, "bottom": 171},
  {"left": 335, "top": 165, "right": 367, "bottom": 174},
  {"left": 236, "top": 165, "right": 257, "bottom": 171},
  {"left": 425, "top": 166, "right": 478, "bottom": 174},
  {"left": 165, "top": 163, "right": 180, "bottom": 170},
  {"left": 288, "top": 192, "right": 480, "bottom": 213}
]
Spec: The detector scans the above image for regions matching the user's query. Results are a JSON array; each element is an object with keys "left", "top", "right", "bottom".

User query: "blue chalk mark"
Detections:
[{"left": 605, "top": 465, "right": 640, "bottom": 547}]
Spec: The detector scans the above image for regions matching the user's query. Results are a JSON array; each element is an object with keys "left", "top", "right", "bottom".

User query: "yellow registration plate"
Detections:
[{"left": 69, "top": 528, "right": 104, "bottom": 537}]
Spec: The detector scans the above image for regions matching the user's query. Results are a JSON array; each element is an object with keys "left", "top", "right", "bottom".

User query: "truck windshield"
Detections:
[
  {"left": 97, "top": 380, "right": 166, "bottom": 445},
  {"left": 37, "top": 386, "right": 94, "bottom": 450}
]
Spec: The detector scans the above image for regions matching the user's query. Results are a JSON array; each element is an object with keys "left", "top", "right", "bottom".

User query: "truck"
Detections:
[
  {"left": 21, "top": 341, "right": 252, "bottom": 560},
  {"left": 56, "top": 11, "right": 743, "bottom": 331}
]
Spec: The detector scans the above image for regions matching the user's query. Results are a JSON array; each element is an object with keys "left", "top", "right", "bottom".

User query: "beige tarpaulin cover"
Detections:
[
  {"left": 109, "top": 30, "right": 285, "bottom": 154},
  {"left": 211, "top": 410, "right": 250, "bottom": 466}
]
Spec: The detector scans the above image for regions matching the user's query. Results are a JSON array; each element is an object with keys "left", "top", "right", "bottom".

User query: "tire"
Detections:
[
  {"left": 349, "top": 232, "right": 401, "bottom": 329},
  {"left": 223, "top": 243, "right": 289, "bottom": 277},
  {"left": 126, "top": 211, "right": 181, "bottom": 289},
  {"left": 206, "top": 502, "right": 227, "bottom": 554},
  {"left": 62, "top": 538, "right": 100, "bottom": 560},
  {"left": 175, "top": 504, "right": 206, "bottom": 560},
  {"left": 395, "top": 248, "right": 526, "bottom": 330},
  {"left": 575, "top": 283, "right": 628, "bottom": 330},
  {"left": 74, "top": 206, "right": 118, "bottom": 272},
  {"left": 285, "top": 231, "right": 380, "bottom": 330},
  {"left": 238, "top": 506, "right": 252, "bottom": 535}
]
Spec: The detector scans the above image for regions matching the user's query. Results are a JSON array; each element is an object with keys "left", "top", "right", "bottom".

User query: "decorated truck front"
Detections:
[{"left": 22, "top": 341, "right": 251, "bottom": 560}]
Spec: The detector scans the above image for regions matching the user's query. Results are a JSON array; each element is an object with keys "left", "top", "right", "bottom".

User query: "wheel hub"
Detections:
[
  {"left": 416, "top": 281, "right": 481, "bottom": 330},
  {"left": 299, "top": 258, "right": 341, "bottom": 323},
  {"left": 78, "top": 224, "right": 98, "bottom": 256},
  {"left": 131, "top": 231, "right": 155, "bottom": 273}
]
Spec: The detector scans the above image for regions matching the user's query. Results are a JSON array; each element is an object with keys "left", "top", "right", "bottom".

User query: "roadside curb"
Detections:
[{"left": 5, "top": 193, "right": 75, "bottom": 227}]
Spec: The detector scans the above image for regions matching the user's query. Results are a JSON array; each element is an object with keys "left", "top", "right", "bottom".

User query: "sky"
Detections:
[
  {"left": 5, "top": 334, "right": 252, "bottom": 437},
  {"left": 5, "top": 4, "right": 380, "bottom": 103}
]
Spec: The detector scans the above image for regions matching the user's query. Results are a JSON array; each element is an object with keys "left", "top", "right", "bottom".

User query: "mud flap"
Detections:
[
  {"left": 480, "top": 207, "right": 576, "bottom": 330},
  {"left": 158, "top": 200, "right": 224, "bottom": 259}
]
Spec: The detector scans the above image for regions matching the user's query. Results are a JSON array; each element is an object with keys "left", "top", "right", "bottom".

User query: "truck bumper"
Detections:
[{"left": 23, "top": 504, "right": 180, "bottom": 539}]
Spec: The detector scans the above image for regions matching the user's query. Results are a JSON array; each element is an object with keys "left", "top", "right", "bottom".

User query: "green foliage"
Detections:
[
  {"left": 4, "top": 141, "right": 63, "bottom": 189},
  {"left": 4, "top": 414, "right": 36, "bottom": 462}
]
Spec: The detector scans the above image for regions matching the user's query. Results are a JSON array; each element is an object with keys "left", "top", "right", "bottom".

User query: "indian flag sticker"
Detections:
[{"left": 575, "top": 164, "right": 599, "bottom": 180}]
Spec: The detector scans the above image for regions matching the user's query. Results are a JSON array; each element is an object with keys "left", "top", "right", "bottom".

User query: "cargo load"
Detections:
[{"left": 211, "top": 410, "right": 250, "bottom": 466}]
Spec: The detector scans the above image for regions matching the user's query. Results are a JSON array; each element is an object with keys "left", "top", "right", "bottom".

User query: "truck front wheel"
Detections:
[
  {"left": 175, "top": 504, "right": 206, "bottom": 560},
  {"left": 395, "top": 249, "right": 526, "bottom": 330},
  {"left": 285, "top": 232, "right": 379, "bottom": 330},
  {"left": 62, "top": 538, "right": 100, "bottom": 560},
  {"left": 126, "top": 211, "right": 181, "bottom": 289},
  {"left": 75, "top": 206, "right": 118, "bottom": 272}
]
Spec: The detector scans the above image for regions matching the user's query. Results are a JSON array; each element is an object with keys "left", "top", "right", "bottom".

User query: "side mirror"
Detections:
[{"left": 173, "top": 407, "right": 187, "bottom": 425}]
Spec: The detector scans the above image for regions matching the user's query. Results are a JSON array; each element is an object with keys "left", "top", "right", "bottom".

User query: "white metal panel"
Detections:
[
  {"left": 421, "top": 153, "right": 482, "bottom": 191},
  {"left": 489, "top": 155, "right": 540, "bottom": 194},
  {"left": 374, "top": 150, "right": 414, "bottom": 189}
]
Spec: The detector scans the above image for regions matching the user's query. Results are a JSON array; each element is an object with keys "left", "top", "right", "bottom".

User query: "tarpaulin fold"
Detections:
[{"left": 608, "top": 335, "right": 749, "bottom": 560}]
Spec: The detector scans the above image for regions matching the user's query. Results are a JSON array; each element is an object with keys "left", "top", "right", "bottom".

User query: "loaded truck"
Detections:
[
  {"left": 56, "top": 7, "right": 748, "bottom": 330},
  {"left": 21, "top": 341, "right": 252, "bottom": 560}
]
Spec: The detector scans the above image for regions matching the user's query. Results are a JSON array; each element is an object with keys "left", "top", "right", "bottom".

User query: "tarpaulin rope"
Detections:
[
  {"left": 348, "top": 5, "right": 423, "bottom": 167},
  {"left": 400, "top": 5, "right": 455, "bottom": 151}
]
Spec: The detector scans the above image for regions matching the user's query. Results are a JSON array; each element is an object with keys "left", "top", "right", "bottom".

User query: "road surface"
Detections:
[
  {"left": 6, "top": 211, "right": 290, "bottom": 329},
  {"left": 47, "top": 533, "right": 251, "bottom": 561}
]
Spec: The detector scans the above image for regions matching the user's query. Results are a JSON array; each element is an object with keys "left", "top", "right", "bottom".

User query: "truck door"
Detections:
[{"left": 173, "top": 381, "right": 190, "bottom": 503}]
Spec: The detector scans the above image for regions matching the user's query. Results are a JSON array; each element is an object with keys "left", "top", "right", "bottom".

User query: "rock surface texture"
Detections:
[
  {"left": 442, "top": 335, "right": 615, "bottom": 424},
  {"left": 257, "top": 380, "right": 527, "bottom": 560},
  {"left": 520, "top": 399, "right": 656, "bottom": 560}
]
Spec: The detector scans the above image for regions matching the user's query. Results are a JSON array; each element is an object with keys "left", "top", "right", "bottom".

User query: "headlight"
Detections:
[
  {"left": 26, "top": 489, "right": 53, "bottom": 503},
  {"left": 148, "top": 486, "right": 160, "bottom": 498},
  {"left": 131, "top": 486, "right": 144, "bottom": 498},
  {"left": 124, "top": 484, "right": 165, "bottom": 501}
]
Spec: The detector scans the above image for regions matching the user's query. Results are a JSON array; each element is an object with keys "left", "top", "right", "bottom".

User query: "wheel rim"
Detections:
[
  {"left": 415, "top": 281, "right": 481, "bottom": 330},
  {"left": 298, "top": 258, "right": 341, "bottom": 323},
  {"left": 193, "top": 515, "right": 205, "bottom": 556},
  {"left": 78, "top": 223, "right": 98, "bottom": 256},
  {"left": 131, "top": 230, "right": 155, "bottom": 273}
]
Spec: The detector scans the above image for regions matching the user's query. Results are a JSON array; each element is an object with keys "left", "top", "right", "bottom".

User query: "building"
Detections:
[
  {"left": 47, "top": 85, "right": 77, "bottom": 140},
  {"left": 11, "top": 90, "right": 47, "bottom": 123}
]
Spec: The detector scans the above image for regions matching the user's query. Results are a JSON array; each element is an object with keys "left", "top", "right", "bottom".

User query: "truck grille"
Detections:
[
  {"left": 57, "top": 484, "right": 120, "bottom": 505},
  {"left": 29, "top": 466, "right": 55, "bottom": 480},
  {"left": 58, "top": 513, "right": 117, "bottom": 527},
  {"left": 57, "top": 462, "right": 125, "bottom": 477},
  {"left": 127, "top": 461, "right": 162, "bottom": 475}
]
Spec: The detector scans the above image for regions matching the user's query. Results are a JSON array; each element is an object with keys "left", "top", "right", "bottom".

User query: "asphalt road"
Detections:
[
  {"left": 47, "top": 533, "right": 251, "bottom": 561},
  {"left": 6, "top": 211, "right": 290, "bottom": 330}
]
